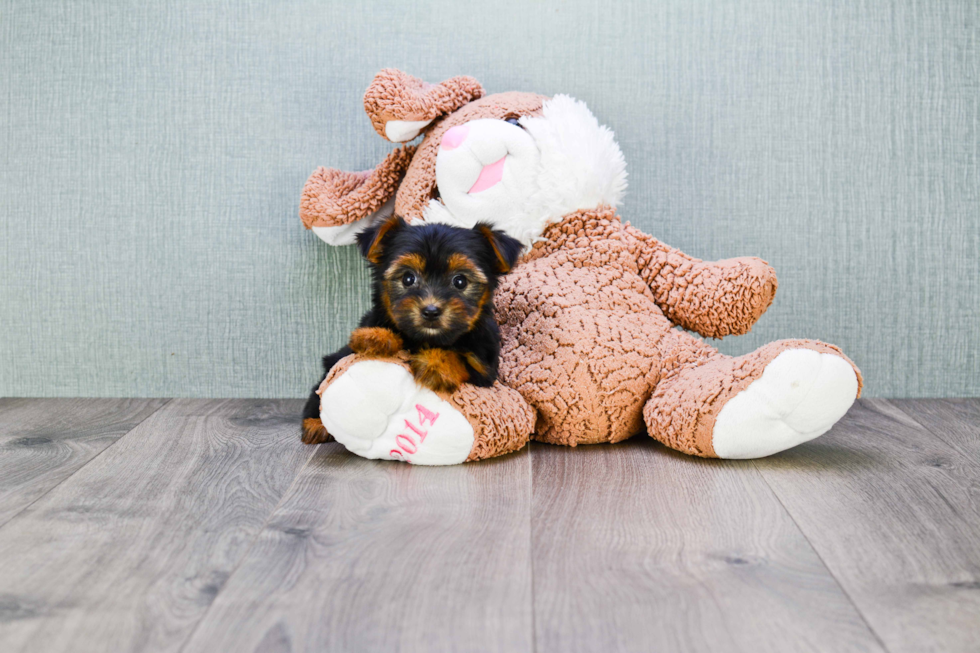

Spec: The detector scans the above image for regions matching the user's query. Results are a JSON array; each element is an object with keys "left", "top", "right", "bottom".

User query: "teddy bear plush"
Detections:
[{"left": 299, "top": 69, "right": 862, "bottom": 465}]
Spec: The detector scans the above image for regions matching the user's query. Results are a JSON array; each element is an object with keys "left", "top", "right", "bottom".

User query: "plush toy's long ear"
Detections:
[
  {"left": 364, "top": 69, "right": 484, "bottom": 143},
  {"left": 474, "top": 223, "right": 523, "bottom": 274},
  {"left": 356, "top": 215, "right": 405, "bottom": 265},
  {"left": 300, "top": 145, "right": 415, "bottom": 245}
]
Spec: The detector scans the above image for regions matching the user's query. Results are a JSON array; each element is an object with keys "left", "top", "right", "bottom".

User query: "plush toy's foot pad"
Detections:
[
  {"left": 711, "top": 348, "right": 859, "bottom": 459},
  {"left": 319, "top": 360, "right": 475, "bottom": 465}
]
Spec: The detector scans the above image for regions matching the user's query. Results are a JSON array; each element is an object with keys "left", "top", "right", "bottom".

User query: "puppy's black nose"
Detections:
[{"left": 421, "top": 305, "right": 442, "bottom": 320}]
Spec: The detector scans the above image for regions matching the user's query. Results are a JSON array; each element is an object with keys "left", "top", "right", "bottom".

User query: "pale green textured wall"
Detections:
[{"left": 1, "top": 0, "right": 977, "bottom": 398}]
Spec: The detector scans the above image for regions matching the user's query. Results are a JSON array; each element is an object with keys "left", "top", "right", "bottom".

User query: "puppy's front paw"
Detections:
[
  {"left": 410, "top": 349, "right": 469, "bottom": 393},
  {"left": 349, "top": 327, "right": 404, "bottom": 357}
]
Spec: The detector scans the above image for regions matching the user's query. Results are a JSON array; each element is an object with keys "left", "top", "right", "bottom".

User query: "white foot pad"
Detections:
[
  {"left": 712, "top": 349, "right": 858, "bottom": 459},
  {"left": 320, "top": 361, "right": 475, "bottom": 465}
]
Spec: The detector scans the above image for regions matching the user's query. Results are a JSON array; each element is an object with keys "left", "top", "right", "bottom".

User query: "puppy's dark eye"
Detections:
[
  {"left": 402, "top": 272, "right": 417, "bottom": 287},
  {"left": 504, "top": 117, "right": 524, "bottom": 129},
  {"left": 452, "top": 275, "right": 468, "bottom": 290}
]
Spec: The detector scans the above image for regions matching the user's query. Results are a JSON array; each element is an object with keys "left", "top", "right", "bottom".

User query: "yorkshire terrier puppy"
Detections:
[{"left": 301, "top": 215, "right": 522, "bottom": 444}]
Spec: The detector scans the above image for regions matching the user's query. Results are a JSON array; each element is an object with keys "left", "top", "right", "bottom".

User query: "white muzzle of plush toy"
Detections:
[{"left": 434, "top": 118, "right": 541, "bottom": 228}]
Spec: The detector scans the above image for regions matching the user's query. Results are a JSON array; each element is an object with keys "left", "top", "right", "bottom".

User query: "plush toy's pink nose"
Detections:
[{"left": 440, "top": 124, "right": 469, "bottom": 150}]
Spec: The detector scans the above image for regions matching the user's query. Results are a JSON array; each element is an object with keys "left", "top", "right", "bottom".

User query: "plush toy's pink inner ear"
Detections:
[
  {"left": 364, "top": 69, "right": 484, "bottom": 142},
  {"left": 300, "top": 145, "right": 416, "bottom": 230}
]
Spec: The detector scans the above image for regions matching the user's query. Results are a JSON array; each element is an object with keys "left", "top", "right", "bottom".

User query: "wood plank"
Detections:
[
  {"left": 889, "top": 398, "right": 980, "bottom": 461},
  {"left": 182, "top": 444, "right": 533, "bottom": 653},
  {"left": 0, "top": 399, "right": 311, "bottom": 653},
  {"left": 531, "top": 438, "right": 883, "bottom": 653},
  {"left": 0, "top": 398, "right": 169, "bottom": 526},
  {"left": 754, "top": 399, "right": 980, "bottom": 653}
]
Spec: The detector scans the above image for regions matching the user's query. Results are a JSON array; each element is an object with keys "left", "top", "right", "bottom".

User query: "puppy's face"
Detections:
[
  {"left": 383, "top": 248, "right": 488, "bottom": 345},
  {"left": 357, "top": 217, "right": 523, "bottom": 347}
]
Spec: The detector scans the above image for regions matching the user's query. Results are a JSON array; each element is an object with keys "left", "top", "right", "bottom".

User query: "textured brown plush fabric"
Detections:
[
  {"left": 394, "top": 92, "right": 547, "bottom": 221},
  {"left": 624, "top": 224, "right": 779, "bottom": 338},
  {"left": 455, "top": 380, "right": 535, "bottom": 462},
  {"left": 494, "top": 207, "right": 862, "bottom": 452},
  {"left": 363, "top": 69, "right": 485, "bottom": 141},
  {"left": 300, "top": 145, "right": 415, "bottom": 228}
]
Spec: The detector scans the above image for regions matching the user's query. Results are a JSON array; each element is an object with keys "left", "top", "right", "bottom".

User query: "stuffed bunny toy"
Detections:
[{"left": 300, "top": 69, "right": 861, "bottom": 465}]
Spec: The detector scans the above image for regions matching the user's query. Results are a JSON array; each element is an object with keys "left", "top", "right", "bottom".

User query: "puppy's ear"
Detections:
[
  {"left": 474, "top": 224, "right": 523, "bottom": 274},
  {"left": 356, "top": 215, "right": 405, "bottom": 264}
]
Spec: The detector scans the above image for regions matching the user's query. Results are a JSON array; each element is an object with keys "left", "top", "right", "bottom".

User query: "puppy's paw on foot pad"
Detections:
[{"left": 320, "top": 360, "right": 474, "bottom": 465}]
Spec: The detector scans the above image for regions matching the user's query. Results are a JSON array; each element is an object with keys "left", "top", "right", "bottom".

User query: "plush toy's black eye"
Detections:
[
  {"left": 402, "top": 272, "right": 417, "bottom": 287},
  {"left": 452, "top": 275, "right": 468, "bottom": 290},
  {"left": 505, "top": 117, "right": 524, "bottom": 129}
]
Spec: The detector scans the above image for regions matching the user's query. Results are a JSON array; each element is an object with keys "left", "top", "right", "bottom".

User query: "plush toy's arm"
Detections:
[{"left": 624, "top": 224, "right": 778, "bottom": 338}]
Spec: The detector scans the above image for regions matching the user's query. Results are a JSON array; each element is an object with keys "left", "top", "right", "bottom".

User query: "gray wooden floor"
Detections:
[{"left": 0, "top": 398, "right": 977, "bottom": 652}]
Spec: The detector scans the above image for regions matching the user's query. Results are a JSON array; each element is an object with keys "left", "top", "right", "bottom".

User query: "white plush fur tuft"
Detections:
[
  {"left": 422, "top": 95, "right": 628, "bottom": 248},
  {"left": 523, "top": 94, "right": 628, "bottom": 218}
]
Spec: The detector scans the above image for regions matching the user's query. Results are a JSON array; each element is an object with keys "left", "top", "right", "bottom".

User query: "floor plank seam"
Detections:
[
  {"left": 0, "top": 398, "right": 173, "bottom": 532},
  {"left": 753, "top": 465, "right": 892, "bottom": 653},
  {"left": 175, "top": 441, "right": 318, "bottom": 653}
]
